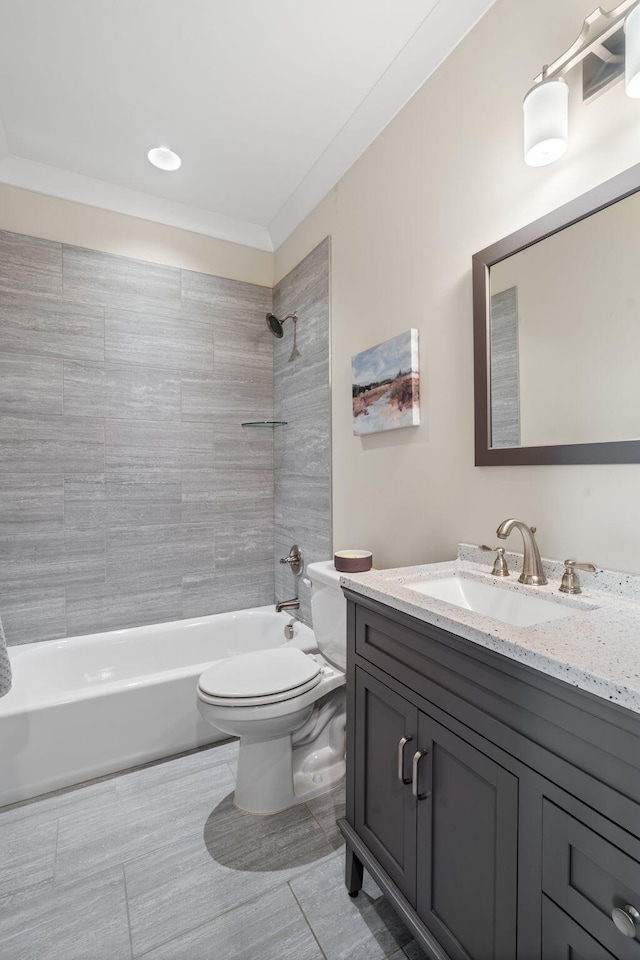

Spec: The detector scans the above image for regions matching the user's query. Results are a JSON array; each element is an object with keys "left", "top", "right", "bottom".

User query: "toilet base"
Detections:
[
  {"left": 234, "top": 733, "right": 297, "bottom": 815},
  {"left": 292, "top": 756, "right": 345, "bottom": 805},
  {"left": 234, "top": 689, "right": 346, "bottom": 815},
  {"left": 234, "top": 737, "right": 346, "bottom": 815},
  {"left": 291, "top": 687, "right": 346, "bottom": 803}
]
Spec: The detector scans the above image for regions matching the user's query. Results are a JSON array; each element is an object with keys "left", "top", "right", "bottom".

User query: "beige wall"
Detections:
[
  {"left": 0, "top": 184, "right": 273, "bottom": 286},
  {"left": 276, "top": 0, "right": 640, "bottom": 575}
]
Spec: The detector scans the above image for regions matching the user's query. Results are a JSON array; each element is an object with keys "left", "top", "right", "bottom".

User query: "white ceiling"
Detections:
[{"left": 0, "top": 0, "right": 495, "bottom": 251}]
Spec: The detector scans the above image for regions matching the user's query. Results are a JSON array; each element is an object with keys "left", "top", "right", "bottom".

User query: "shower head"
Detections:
[
  {"left": 266, "top": 313, "right": 283, "bottom": 338},
  {"left": 266, "top": 312, "right": 297, "bottom": 338}
]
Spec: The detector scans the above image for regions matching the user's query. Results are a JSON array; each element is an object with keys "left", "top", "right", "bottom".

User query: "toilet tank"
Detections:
[{"left": 307, "top": 561, "right": 346, "bottom": 671}]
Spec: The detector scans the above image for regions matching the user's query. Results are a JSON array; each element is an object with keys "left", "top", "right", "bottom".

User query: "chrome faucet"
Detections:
[
  {"left": 496, "top": 519, "right": 547, "bottom": 586},
  {"left": 275, "top": 598, "right": 300, "bottom": 613}
]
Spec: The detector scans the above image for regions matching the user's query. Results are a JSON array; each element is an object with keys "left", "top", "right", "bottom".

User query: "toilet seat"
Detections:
[{"left": 197, "top": 647, "right": 322, "bottom": 707}]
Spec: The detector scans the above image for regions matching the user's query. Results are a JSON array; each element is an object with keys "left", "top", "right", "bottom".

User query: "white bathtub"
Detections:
[{"left": 0, "top": 607, "right": 316, "bottom": 807}]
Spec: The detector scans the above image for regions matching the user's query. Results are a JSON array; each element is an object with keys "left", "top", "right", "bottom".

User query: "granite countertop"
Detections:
[{"left": 340, "top": 544, "right": 640, "bottom": 715}]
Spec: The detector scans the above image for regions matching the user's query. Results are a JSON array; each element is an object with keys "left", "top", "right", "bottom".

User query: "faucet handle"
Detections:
[
  {"left": 279, "top": 544, "right": 304, "bottom": 576},
  {"left": 480, "top": 545, "right": 510, "bottom": 578},
  {"left": 559, "top": 559, "right": 596, "bottom": 594}
]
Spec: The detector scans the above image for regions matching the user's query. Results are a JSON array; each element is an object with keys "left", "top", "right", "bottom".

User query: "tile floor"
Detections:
[{"left": 0, "top": 740, "right": 428, "bottom": 960}]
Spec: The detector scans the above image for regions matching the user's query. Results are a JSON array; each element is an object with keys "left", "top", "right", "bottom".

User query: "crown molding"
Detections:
[
  {"left": 0, "top": 155, "right": 274, "bottom": 251},
  {"left": 0, "top": 0, "right": 495, "bottom": 254},
  {"left": 268, "top": 0, "right": 497, "bottom": 248}
]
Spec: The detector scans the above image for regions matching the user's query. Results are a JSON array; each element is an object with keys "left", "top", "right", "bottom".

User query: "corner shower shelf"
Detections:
[{"left": 241, "top": 420, "right": 288, "bottom": 427}]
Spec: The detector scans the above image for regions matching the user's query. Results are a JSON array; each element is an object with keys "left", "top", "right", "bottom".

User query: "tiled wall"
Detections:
[
  {"left": 0, "top": 229, "right": 275, "bottom": 644},
  {"left": 273, "top": 238, "right": 331, "bottom": 626},
  {"left": 490, "top": 287, "right": 520, "bottom": 448}
]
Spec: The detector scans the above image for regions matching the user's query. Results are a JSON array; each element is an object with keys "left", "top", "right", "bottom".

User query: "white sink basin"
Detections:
[{"left": 404, "top": 575, "right": 579, "bottom": 627}]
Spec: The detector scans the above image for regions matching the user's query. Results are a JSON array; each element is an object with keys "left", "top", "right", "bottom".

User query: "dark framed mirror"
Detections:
[{"left": 473, "top": 161, "right": 640, "bottom": 465}]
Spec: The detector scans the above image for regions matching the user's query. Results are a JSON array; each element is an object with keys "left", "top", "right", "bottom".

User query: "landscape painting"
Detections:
[{"left": 352, "top": 329, "right": 420, "bottom": 436}]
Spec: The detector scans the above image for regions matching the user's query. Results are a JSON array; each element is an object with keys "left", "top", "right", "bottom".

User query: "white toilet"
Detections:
[{"left": 197, "top": 561, "right": 346, "bottom": 815}]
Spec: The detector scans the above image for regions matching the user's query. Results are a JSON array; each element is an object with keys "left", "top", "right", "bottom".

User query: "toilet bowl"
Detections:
[{"left": 197, "top": 561, "right": 347, "bottom": 815}]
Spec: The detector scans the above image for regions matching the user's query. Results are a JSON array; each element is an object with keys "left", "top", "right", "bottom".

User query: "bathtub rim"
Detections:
[{"left": 0, "top": 605, "right": 315, "bottom": 716}]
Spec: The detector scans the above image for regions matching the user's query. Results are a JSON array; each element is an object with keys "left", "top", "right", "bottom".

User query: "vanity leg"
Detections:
[{"left": 345, "top": 844, "right": 364, "bottom": 897}]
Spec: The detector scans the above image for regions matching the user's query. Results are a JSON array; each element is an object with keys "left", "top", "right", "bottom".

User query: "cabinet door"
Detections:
[
  {"left": 415, "top": 712, "right": 518, "bottom": 960},
  {"left": 354, "top": 667, "right": 418, "bottom": 904},
  {"left": 542, "top": 895, "right": 618, "bottom": 959}
]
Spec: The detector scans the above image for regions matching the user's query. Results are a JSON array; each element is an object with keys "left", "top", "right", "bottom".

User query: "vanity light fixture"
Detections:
[
  {"left": 626, "top": 4, "right": 640, "bottom": 95},
  {"left": 523, "top": 74, "right": 569, "bottom": 166},
  {"left": 524, "top": 0, "right": 640, "bottom": 166},
  {"left": 147, "top": 146, "right": 182, "bottom": 171}
]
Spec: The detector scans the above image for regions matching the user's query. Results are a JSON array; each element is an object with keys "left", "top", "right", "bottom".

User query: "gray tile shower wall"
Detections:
[
  {"left": 273, "top": 238, "right": 331, "bottom": 626},
  {"left": 490, "top": 287, "right": 520, "bottom": 448},
  {"left": 0, "top": 229, "right": 275, "bottom": 644}
]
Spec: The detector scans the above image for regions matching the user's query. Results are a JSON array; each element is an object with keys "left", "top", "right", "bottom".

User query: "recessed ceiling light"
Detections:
[{"left": 147, "top": 146, "right": 181, "bottom": 171}]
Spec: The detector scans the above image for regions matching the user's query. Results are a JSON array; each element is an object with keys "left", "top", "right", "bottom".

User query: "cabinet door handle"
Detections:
[
  {"left": 397, "top": 735, "right": 413, "bottom": 784},
  {"left": 412, "top": 749, "right": 429, "bottom": 799},
  {"left": 612, "top": 904, "right": 639, "bottom": 939}
]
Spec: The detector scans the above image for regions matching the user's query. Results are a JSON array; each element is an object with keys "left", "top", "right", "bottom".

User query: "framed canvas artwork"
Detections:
[{"left": 352, "top": 329, "right": 420, "bottom": 436}]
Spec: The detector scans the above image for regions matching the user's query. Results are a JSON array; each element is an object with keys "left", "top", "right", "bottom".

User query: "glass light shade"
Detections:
[
  {"left": 147, "top": 146, "right": 181, "bottom": 171},
  {"left": 523, "top": 77, "right": 568, "bottom": 167},
  {"left": 626, "top": 5, "right": 640, "bottom": 97}
]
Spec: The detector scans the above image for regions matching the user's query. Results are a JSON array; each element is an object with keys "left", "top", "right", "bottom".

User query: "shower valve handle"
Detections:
[{"left": 280, "top": 545, "right": 304, "bottom": 576}]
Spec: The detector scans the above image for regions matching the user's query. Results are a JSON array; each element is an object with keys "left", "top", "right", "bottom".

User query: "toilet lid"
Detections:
[{"left": 198, "top": 647, "right": 321, "bottom": 700}]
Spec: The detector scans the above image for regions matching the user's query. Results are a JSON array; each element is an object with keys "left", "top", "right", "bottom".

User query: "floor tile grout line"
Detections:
[
  {"left": 131, "top": 878, "right": 292, "bottom": 959},
  {"left": 3, "top": 791, "right": 234, "bottom": 873},
  {"left": 305, "top": 792, "right": 344, "bottom": 852},
  {"left": 279, "top": 846, "right": 342, "bottom": 888},
  {"left": 304, "top": 804, "right": 343, "bottom": 851},
  {"left": 52, "top": 816, "right": 61, "bottom": 884},
  {"left": 0, "top": 751, "right": 222, "bottom": 826},
  {"left": 0, "top": 876, "right": 57, "bottom": 903},
  {"left": 56, "top": 819, "right": 217, "bottom": 893},
  {"left": 0, "top": 741, "right": 232, "bottom": 819},
  {"left": 1, "top": 759, "right": 349, "bottom": 959},
  {"left": 121, "top": 863, "right": 135, "bottom": 960},
  {"left": 58, "top": 770, "right": 241, "bottom": 885},
  {"left": 288, "top": 882, "right": 329, "bottom": 960},
  {"left": 53, "top": 798, "right": 247, "bottom": 896},
  {"left": 304, "top": 801, "right": 335, "bottom": 840}
]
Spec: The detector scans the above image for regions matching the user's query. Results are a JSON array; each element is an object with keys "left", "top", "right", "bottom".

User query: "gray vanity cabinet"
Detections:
[
  {"left": 353, "top": 663, "right": 518, "bottom": 960},
  {"left": 340, "top": 590, "right": 640, "bottom": 960},
  {"left": 353, "top": 668, "right": 418, "bottom": 901},
  {"left": 414, "top": 712, "right": 518, "bottom": 960}
]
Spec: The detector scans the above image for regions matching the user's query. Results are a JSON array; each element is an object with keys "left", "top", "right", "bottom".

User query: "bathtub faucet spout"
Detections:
[{"left": 276, "top": 598, "right": 300, "bottom": 613}]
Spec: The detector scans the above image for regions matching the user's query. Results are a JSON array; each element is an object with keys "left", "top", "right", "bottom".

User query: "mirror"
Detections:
[{"left": 473, "top": 161, "right": 640, "bottom": 465}]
